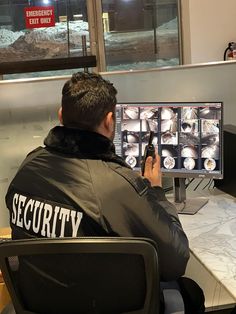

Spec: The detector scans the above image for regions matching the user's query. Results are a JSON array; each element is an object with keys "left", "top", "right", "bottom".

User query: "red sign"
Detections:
[{"left": 24, "top": 6, "right": 55, "bottom": 29}]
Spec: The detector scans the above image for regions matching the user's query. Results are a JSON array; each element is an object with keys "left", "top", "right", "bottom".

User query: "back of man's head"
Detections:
[{"left": 61, "top": 72, "right": 117, "bottom": 131}]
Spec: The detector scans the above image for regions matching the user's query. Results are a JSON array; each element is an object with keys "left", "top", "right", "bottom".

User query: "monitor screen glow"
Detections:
[{"left": 114, "top": 102, "right": 223, "bottom": 179}]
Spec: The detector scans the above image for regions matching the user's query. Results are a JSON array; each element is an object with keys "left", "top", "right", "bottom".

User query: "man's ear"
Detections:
[
  {"left": 58, "top": 107, "right": 63, "bottom": 125},
  {"left": 96, "top": 111, "right": 114, "bottom": 139},
  {"left": 104, "top": 112, "right": 114, "bottom": 132}
]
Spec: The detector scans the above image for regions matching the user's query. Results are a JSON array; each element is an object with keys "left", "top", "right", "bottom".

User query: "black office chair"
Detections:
[{"left": 0, "top": 237, "right": 160, "bottom": 314}]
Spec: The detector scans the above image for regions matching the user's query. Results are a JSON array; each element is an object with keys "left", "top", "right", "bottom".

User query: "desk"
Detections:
[{"left": 176, "top": 188, "right": 236, "bottom": 312}]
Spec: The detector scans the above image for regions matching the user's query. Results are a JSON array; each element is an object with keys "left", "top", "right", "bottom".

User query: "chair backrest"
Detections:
[{"left": 0, "top": 237, "right": 160, "bottom": 314}]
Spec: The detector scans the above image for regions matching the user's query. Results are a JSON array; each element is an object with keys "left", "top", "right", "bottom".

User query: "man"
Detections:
[{"left": 5, "top": 72, "right": 203, "bottom": 312}]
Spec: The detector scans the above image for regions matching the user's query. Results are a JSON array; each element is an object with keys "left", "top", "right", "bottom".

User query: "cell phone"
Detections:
[{"left": 141, "top": 131, "right": 156, "bottom": 175}]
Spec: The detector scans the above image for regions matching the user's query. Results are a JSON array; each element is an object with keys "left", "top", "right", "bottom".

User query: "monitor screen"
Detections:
[{"left": 114, "top": 102, "right": 223, "bottom": 179}]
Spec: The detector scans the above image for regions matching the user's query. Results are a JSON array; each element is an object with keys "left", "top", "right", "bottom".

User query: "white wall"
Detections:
[{"left": 181, "top": 0, "right": 236, "bottom": 64}]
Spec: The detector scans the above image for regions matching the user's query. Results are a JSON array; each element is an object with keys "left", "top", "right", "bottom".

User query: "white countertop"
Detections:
[{"left": 177, "top": 188, "right": 236, "bottom": 301}]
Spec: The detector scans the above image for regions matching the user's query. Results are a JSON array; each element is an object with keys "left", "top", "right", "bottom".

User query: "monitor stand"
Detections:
[{"left": 169, "top": 178, "right": 209, "bottom": 215}]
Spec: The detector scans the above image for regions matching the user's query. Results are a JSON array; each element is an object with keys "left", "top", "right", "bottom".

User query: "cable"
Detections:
[
  {"left": 193, "top": 178, "right": 204, "bottom": 191},
  {"left": 186, "top": 178, "right": 195, "bottom": 189},
  {"left": 208, "top": 178, "right": 214, "bottom": 189},
  {"left": 211, "top": 179, "right": 215, "bottom": 189},
  {"left": 202, "top": 178, "right": 211, "bottom": 190},
  {"left": 164, "top": 178, "right": 195, "bottom": 193}
]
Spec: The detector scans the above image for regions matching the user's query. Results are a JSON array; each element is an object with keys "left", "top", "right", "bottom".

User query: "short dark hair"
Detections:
[{"left": 61, "top": 72, "right": 117, "bottom": 131}]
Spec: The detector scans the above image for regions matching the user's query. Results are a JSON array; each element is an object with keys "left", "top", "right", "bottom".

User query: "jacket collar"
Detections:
[{"left": 44, "top": 126, "right": 130, "bottom": 168}]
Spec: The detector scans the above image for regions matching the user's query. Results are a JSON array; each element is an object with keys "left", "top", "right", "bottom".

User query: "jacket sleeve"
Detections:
[{"left": 143, "top": 184, "right": 190, "bottom": 281}]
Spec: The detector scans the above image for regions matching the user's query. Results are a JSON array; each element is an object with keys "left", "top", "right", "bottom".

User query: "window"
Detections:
[
  {"left": 0, "top": 0, "right": 94, "bottom": 79},
  {"left": 0, "top": 0, "right": 181, "bottom": 79},
  {"left": 0, "top": 0, "right": 90, "bottom": 62},
  {"left": 101, "top": 0, "right": 181, "bottom": 71}
]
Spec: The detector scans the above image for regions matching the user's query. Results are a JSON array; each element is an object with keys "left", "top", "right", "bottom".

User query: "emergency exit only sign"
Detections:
[{"left": 24, "top": 6, "right": 55, "bottom": 28}]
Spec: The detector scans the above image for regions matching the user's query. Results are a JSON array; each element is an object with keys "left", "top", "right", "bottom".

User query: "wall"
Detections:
[
  {"left": 181, "top": 0, "right": 236, "bottom": 64},
  {"left": 0, "top": 61, "right": 236, "bottom": 227},
  {"left": 0, "top": 78, "right": 65, "bottom": 227}
]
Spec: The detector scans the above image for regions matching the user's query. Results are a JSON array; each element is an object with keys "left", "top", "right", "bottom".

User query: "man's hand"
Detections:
[{"left": 143, "top": 151, "right": 162, "bottom": 187}]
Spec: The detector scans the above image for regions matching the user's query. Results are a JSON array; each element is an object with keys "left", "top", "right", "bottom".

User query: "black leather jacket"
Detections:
[{"left": 5, "top": 126, "right": 189, "bottom": 281}]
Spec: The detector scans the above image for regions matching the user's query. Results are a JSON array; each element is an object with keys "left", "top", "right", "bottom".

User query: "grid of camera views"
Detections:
[
  {"left": 119, "top": 103, "right": 222, "bottom": 175},
  {"left": 121, "top": 106, "right": 158, "bottom": 169}
]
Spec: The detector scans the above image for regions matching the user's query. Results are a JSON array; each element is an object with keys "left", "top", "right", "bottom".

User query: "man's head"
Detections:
[{"left": 60, "top": 72, "right": 117, "bottom": 139}]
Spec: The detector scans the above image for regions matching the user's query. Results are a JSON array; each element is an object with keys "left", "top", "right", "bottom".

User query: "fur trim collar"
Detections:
[{"left": 44, "top": 126, "right": 129, "bottom": 168}]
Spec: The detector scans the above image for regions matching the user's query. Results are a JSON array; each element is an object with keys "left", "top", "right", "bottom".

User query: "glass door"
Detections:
[
  {"left": 100, "top": 0, "right": 181, "bottom": 71},
  {"left": 0, "top": 0, "right": 90, "bottom": 63}
]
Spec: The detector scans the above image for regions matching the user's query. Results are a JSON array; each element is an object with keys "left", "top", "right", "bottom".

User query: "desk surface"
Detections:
[{"left": 177, "top": 188, "right": 236, "bottom": 301}]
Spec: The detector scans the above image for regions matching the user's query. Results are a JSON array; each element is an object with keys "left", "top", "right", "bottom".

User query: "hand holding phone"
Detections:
[
  {"left": 141, "top": 131, "right": 156, "bottom": 176},
  {"left": 141, "top": 132, "right": 162, "bottom": 187}
]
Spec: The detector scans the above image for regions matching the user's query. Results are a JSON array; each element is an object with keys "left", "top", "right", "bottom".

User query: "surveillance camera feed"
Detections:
[{"left": 114, "top": 102, "right": 223, "bottom": 179}]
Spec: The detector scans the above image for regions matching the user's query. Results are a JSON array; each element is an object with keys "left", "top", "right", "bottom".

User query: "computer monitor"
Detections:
[{"left": 114, "top": 102, "right": 223, "bottom": 214}]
